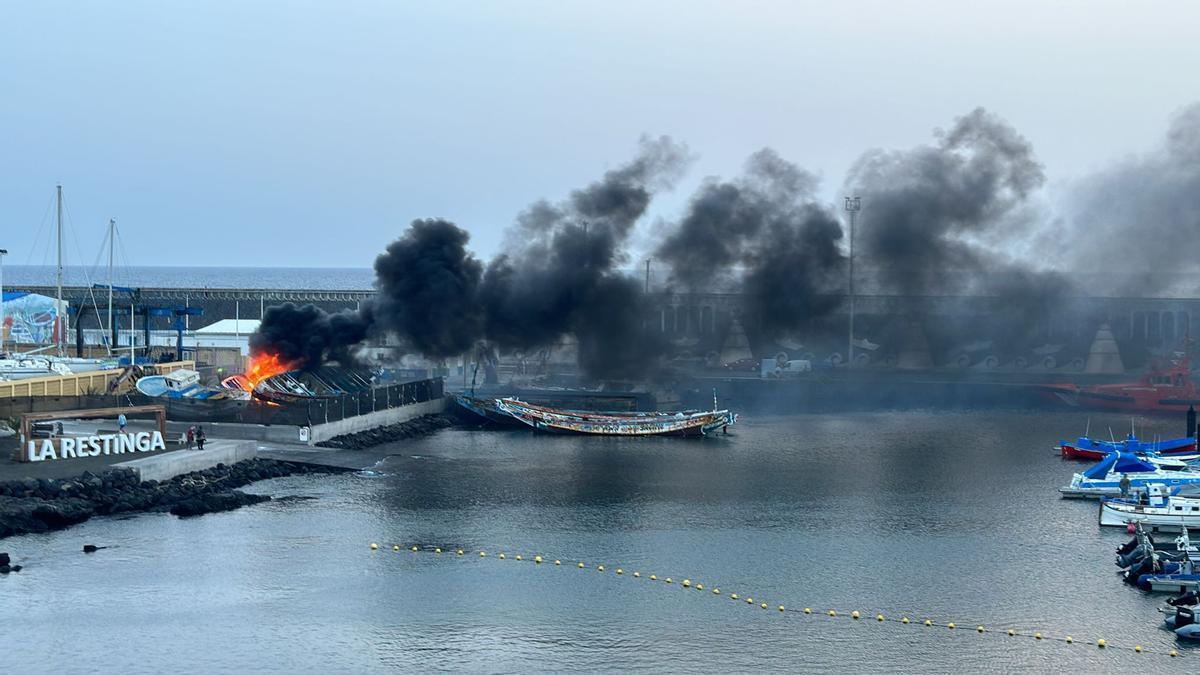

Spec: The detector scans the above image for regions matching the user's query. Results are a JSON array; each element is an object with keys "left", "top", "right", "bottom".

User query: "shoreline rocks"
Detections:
[
  {"left": 316, "top": 413, "right": 455, "bottom": 450},
  {"left": 0, "top": 459, "right": 347, "bottom": 541}
]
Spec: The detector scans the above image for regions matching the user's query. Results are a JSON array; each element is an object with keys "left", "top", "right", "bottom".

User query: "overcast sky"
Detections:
[{"left": 1, "top": 1, "right": 1196, "bottom": 269}]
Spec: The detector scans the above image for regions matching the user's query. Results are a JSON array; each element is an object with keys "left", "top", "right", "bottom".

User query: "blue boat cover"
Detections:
[{"left": 1082, "top": 449, "right": 1159, "bottom": 479}]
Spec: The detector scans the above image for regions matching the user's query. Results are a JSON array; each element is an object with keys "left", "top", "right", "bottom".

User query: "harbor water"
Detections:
[{"left": 2, "top": 410, "right": 1194, "bottom": 672}]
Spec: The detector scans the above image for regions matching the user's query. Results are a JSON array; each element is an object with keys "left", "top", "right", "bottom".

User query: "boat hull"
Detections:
[
  {"left": 1099, "top": 502, "right": 1200, "bottom": 530},
  {"left": 496, "top": 398, "right": 736, "bottom": 437}
]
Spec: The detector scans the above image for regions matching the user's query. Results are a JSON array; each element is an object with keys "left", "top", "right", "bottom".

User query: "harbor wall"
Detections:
[
  {"left": 114, "top": 440, "right": 257, "bottom": 482},
  {"left": 307, "top": 397, "right": 446, "bottom": 444}
]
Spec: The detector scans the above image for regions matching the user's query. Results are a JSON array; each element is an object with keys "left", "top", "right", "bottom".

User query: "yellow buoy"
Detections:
[
  {"left": 760, "top": 603, "right": 767, "bottom": 609},
  {"left": 480, "top": 551, "right": 486, "bottom": 557},
  {"left": 616, "top": 568, "right": 623, "bottom": 575},
  {"left": 665, "top": 578, "right": 672, "bottom": 584},
  {"left": 370, "top": 543, "right": 378, "bottom": 550},
  {"left": 681, "top": 579, "right": 690, "bottom": 587},
  {"left": 499, "top": 553, "right": 506, "bottom": 560},
  {"left": 579, "top": 562, "right": 586, "bottom": 569},
  {"left": 1134, "top": 645, "right": 1141, "bottom": 653},
  {"left": 730, "top": 593, "right": 738, "bottom": 600},
  {"left": 1097, "top": 639, "right": 1106, "bottom": 648},
  {"left": 535, "top": 556, "right": 543, "bottom": 564},
  {"left": 877, "top": 614, "right": 885, "bottom": 622},
  {"left": 597, "top": 565, "right": 604, "bottom": 572},
  {"left": 901, "top": 617, "right": 909, "bottom": 624},
  {"left": 713, "top": 589, "right": 721, "bottom": 595},
  {"left": 555, "top": 560, "right": 562, "bottom": 566},
  {"left": 828, "top": 610, "right": 836, "bottom": 617},
  {"left": 924, "top": 620, "right": 932, "bottom": 627},
  {"left": 977, "top": 625, "right": 984, "bottom": 633},
  {"left": 696, "top": 584, "right": 703, "bottom": 590},
  {"left": 1170, "top": 649, "right": 1178, "bottom": 657},
  {"left": 1006, "top": 629, "right": 1014, "bottom": 636},
  {"left": 456, "top": 549, "right": 464, "bottom": 555},
  {"left": 779, "top": 605, "right": 786, "bottom": 612},
  {"left": 1065, "top": 636, "right": 1073, "bottom": 644},
  {"left": 803, "top": 607, "right": 811, "bottom": 614},
  {"left": 435, "top": 548, "right": 442, "bottom": 554},
  {"left": 650, "top": 575, "right": 658, "bottom": 581},
  {"left": 411, "top": 545, "right": 419, "bottom": 552},
  {"left": 392, "top": 545, "right": 399, "bottom": 552},
  {"left": 1034, "top": 632, "right": 1042, "bottom": 640},
  {"left": 851, "top": 611, "right": 860, "bottom": 620},
  {"left": 633, "top": 571, "right": 640, "bottom": 577},
  {"left": 514, "top": 554, "right": 521, "bottom": 561},
  {"left": 947, "top": 623, "right": 955, "bottom": 630}
]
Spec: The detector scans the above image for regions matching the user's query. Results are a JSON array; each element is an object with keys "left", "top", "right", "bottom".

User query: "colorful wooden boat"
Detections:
[{"left": 494, "top": 398, "right": 736, "bottom": 437}]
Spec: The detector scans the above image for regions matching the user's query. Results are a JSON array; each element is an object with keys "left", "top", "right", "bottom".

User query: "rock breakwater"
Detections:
[
  {"left": 315, "top": 413, "right": 455, "bottom": 450},
  {"left": 0, "top": 458, "right": 345, "bottom": 540}
]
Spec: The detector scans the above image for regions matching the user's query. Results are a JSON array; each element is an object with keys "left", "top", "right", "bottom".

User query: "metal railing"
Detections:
[{"left": 0, "top": 377, "right": 444, "bottom": 427}]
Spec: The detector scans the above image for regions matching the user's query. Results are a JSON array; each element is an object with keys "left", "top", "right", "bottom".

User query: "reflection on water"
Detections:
[{"left": 1, "top": 411, "right": 1195, "bottom": 672}]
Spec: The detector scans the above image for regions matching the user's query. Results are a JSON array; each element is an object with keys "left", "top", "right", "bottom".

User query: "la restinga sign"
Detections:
[{"left": 27, "top": 431, "right": 167, "bottom": 463}]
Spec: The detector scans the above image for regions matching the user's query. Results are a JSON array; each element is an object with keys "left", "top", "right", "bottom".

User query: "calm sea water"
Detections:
[
  {"left": 3, "top": 265, "right": 375, "bottom": 290},
  {"left": 2, "top": 410, "right": 1194, "bottom": 673}
]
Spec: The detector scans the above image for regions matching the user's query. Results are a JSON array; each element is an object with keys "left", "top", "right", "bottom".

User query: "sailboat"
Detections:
[{"left": 0, "top": 185, "right": 118, "bottom": 380}]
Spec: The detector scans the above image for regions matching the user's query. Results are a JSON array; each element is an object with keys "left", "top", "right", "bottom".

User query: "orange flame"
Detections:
[{"left": 243, "top": 352, "right": 298, "bottom": 391}]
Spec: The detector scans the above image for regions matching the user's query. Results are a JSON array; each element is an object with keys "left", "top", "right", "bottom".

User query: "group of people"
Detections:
[{"left": 181, "top": 425, "right": 207, "bottom": 450}]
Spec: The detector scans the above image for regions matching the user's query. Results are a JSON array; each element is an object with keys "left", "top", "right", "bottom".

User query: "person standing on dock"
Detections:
[
  {"left": 118, "top": 413, "right": 127, "bottom": 432},
  {"left": 1119, "top": 473, "right": 1131, "bottom": 499},
  {"left": 196, "top": 427, "right": 206, "bottom": 451},
  {"left": 186, "top": 426, "right": 195, "bottom": 450}
]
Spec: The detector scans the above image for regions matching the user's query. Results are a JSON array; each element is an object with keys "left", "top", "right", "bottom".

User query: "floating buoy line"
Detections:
[{"left": 371, "top": 542, "right": 1185, "bottom": 660}]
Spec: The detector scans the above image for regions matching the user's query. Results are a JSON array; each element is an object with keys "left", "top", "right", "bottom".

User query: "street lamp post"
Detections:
[
  {"left": 844, "top": 197, "right": 861, "bottom": 368},
  {"left": 0, "top": 248, "right": 7, "bottom": 351}
]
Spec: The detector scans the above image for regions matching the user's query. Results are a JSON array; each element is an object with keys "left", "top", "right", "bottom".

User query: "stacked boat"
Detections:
[{"left": 454, "top": 393, "right": 737, "bottom": 437}]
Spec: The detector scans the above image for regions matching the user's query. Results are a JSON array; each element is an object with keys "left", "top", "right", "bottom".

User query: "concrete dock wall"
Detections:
[
  {"left": 307, "top": 398, "right": 445, "bottom": 444},
  {"left": 115, "top": 440, "right": 257, "bottom": 482}
]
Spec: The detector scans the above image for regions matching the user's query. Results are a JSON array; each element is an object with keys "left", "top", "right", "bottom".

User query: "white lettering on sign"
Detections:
[{"left": 26, "top": 431, "right": 167, "bottom": 462}]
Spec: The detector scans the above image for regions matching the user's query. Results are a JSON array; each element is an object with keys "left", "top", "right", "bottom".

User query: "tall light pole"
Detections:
[
  {"left": 0, "top": 248, "right": 7, "bottom": 351},
  {"left": 844, "top": 196, "right": 861, "bottom": 368}
]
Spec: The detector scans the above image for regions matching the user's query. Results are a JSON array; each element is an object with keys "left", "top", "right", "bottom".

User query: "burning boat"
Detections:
[{"left": 223, "top": 352, "right": 376, "bottom": 404}]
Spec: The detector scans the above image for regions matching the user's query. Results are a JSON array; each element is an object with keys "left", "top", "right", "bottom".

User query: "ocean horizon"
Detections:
[{"left": 2, "top": 265, "right": 377, "bottom": 290}]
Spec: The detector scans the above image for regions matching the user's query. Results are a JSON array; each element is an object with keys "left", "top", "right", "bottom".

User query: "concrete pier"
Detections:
[{"left": 115, "top": 440, "right": 257, "bottom": 482}]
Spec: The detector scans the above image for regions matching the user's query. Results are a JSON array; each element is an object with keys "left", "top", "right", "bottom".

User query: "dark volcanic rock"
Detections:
[
  {"left": 0, "top": 459, "right": 347, "bottom": 540},
  {"left": 316, "top": 413, "right": 456, "bottom": 450}
]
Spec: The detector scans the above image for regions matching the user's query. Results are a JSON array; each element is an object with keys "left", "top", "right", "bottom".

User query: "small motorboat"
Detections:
[
  {"left": 1058, "top": 434, "right": 1198, "bottom": 461},
  {"left": 1100, "top": 486, "right": 1200, "bottom": 530},
  {"left": 1136, "top": 555, "right": 1200, "bottom": 593},
  {"left": 1060, "top": 450, "right": 1200, "bottom": 498}
]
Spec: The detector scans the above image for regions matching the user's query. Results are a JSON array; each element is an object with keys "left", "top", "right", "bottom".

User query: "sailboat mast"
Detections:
[
  {"left": 55, "top": 184, "right": 64, "bottom": 356},
  {"left": 107, "top": 218, "right": 115, "bottom": 355}
]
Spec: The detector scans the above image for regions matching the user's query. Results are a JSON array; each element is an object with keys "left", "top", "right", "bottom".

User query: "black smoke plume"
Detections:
[
  {"left": 656, "top": 149, "right": 846, "bottom": 339},
  {"left": 251, "top": 136, "right": 688, "bottom": 379},
  {"left": 844, "top": 108, "right": 1072, "bottom": 354},
  {"left": 844, "top": 107, "right": 1049, "bottom": 298},
  {"left": 370, "top": 218, "right": 484, "bottom": 358},
  {"left": 250, "top": 302, "right": 369, "bottom": 367},
  {"left": 482, "top": 135, "right": 690, "bottom": 377},
  {"left": 1062, "top": 102, "right": 1200, "bottom": 296}
]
